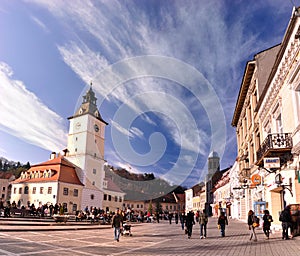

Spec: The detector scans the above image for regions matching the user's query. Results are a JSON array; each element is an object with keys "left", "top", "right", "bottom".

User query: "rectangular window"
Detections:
[
  {"left": 93, "top": 168, "right": 96, "bottom": 174},
  {"left": 137, "top": 204, "right": 139, "bottom": 208},
  {"left": 63, "top": 188, "right": 68, "bottom": 196},
  {"left": 47, "top": 187, "right": 52, "bottom": 194},
  {"left": 40, "top": 187, "right": 44, "bottom": 194},
  {"left": 19, "top": 188, "right": 22, "bottom": 194},
  {"left": 104, "top": 194, "right": 107, "bottom": 200},
  {"left": 63, "top": 203, "right": 67, "bottom": 212},
  {"left": 32, "top": 187, "right": 36, "bottom": 194},
  {"left": 74, "top": 189, "right": 78, "bottom": 197},
  {"left": 119, "top": 197, "right": 122, "bottom": 202},
  {"left": 13, "top": 188, "right": 16, "bottom": 194},
  {"left": 72, "top": 204, "right": 77, "bottom": 212},
  {"left": 108, "top": 195, "right": 111, "bottom": 201},
  {"left": 141, "top": 204, "right": 143, "bottom": 209},
  {"left": 115, "top": 196, "right": 118, "bottom": 202},
  {"left": 276, "top": 113, "right": 283, "bottom": 133},
  {"left": 2, "top": 187, "right": 5, "bottom": 191}
]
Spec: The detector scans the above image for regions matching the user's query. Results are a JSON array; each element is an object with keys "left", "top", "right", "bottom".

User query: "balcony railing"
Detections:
[
  {"left": 256, "top": 133, "right": 293, "bottom": 166},
  {"left": 240, "top": 168, "right": 251, "bottom": 179}
]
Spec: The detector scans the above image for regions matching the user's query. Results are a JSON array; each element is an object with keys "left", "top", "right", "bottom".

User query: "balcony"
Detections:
[
  {"left": 256, "top": 133, "right": 293, "bottom": 167},
  {"left": 240, "top": 167, "right": 251, "bottom": 179}
]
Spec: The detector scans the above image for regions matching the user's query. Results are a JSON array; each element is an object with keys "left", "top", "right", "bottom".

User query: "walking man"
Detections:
[
  {"left": 185, "top": 210, "right": 195, "bottom": 239},
  {"left": 279, "top": 205, "right": 292, "bottom": 240},
  {"left": 218, "top": 211, "right": 228, "bottom": 237},
  {"left": 112, "top": 208, "right": 123, "bottom": 242},
  {"left": 199, "top": 209, "right": 208, "bottom": 239}
]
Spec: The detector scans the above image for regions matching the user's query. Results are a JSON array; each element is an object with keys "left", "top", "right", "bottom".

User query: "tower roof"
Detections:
[
  {"left": 208, "top": 151, "right": 219, "bottom": 158},
  {"left": 69, "top": 85, "right": 108, "bottom": 125}
]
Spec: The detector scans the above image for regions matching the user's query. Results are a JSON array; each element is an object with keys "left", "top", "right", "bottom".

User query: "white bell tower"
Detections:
[{"left": 66, "top": 85, "right": 108, "bottom": 210}]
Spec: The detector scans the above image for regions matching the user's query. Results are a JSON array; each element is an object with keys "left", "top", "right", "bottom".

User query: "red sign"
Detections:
[{"left": 251, "top": 174, "right": 261, "bottom": 185}]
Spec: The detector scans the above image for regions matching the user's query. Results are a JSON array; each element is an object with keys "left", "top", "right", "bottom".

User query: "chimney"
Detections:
[{"left": 50, "top": 152, "right": 56, "bottom": 160}]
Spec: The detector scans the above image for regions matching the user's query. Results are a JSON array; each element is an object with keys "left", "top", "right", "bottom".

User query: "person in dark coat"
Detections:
[
  {"left": 262, "top": 209, "right": 273, "bottom": 239},
  {"left": 179, "top": 212, "right": 185, "bottom": 230},
  {"left": 280, "top": 205, "right": 292, "bottom": 240},
  {"left": 185, "top": 211, "right": 195, "bottom": 239},
  {"left": 248, "top": 210, "right": 257, "bottom": 242},
  {"left": 218, "top": 211, "right": 228, "bottom": 237},
  {"left": 112, "top": 208, "right": 123, "bottom": 242}
]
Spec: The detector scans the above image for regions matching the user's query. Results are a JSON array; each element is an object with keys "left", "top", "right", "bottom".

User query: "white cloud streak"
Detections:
[
  {"left": 30, "top": 15, "right": 49, "bottom": 33},
  {"left": 0, "top": 62, "right": 67, "bottom": 153},
  {"left": 21, "top": 0, "right": 294, "bottom": 183}
]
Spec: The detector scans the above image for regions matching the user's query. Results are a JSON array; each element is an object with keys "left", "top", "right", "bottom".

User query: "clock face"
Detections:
[
  {"left": 75, "top": 122, "right": 81, "bottom": 130},
  {"left": 94, "top": 124, "right": 99, "bottom": 132}
]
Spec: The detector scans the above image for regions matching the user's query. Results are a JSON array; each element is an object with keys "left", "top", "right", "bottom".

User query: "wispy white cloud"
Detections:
[
  {"left": 129, "top": 127, "right": 144, "bottom": 139},
  {"left": 23, "top": 0, "right": 294, "bottom": 184},
  {"left": 30, "top": 15, "right": 49, "bottom": 33},
  {"left": 0, "top": 62, "right": 67, "bottom": 153}
]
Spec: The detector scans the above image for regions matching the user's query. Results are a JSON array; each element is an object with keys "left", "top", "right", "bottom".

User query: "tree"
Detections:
[{"left": 24, "top": 162, "right": 31, "bottom": 169}]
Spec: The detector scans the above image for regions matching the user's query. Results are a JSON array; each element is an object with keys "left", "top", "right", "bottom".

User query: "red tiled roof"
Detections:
[
  {"left": 0, "top": 171, "right": 14, "bottom": 179},
  {"left": 12, "top": 156, "right": 84, "bottom": 186}
]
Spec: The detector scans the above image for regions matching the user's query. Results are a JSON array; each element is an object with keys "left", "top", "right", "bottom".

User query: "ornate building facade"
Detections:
[{"left": 232, "top": 7, "right": 300, "bottom": 228}]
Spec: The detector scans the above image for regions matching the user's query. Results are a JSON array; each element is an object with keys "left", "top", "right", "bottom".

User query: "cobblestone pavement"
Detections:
[{"left": 0, "top": 217, "right": 299, "bottom": 255}]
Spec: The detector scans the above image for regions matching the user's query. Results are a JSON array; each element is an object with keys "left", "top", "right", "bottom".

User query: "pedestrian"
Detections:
[
  {"left": 248, "top": 210, "right": 258, "bottom": 242},
  {"left": 112, "top": 208, "right": 123, "bottom": 242},
  {"left": 217, "top": 211, "right": 228, "bottom": 237},
  {"left": 168, "top": 211, "right": 173, "bottom": 224},
  {"left": 156, "top": 211, "right": 160, "bottom": 223},
  {"left": 279, "top": 205, "right": 292, "bottom": 240},
  {"left": 179, "top": 211, "right": 185, "bottom": 230},
  {"left": 199, "top": 209, "right": 208, "bottom": 239},
  {"left": 175, "top": 212, "right": 179, "bottom": 224},
  {"left": 262, "top": 209, "right": 273, "bottom": 239},
  {"left": 185, "top": 210, "right": 195, "bottom": 239}
]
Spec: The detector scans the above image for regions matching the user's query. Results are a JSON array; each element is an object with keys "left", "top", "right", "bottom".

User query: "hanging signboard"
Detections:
[
  {"left": 251, "top": 174, "right": 262, "bottom": 185},
  {"left": 264, "top": 157, "right": 280, "bottom": 169}
]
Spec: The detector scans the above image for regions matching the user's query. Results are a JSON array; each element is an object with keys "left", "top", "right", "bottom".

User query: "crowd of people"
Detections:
[{"left": 0, "top": 200, "right": 66, "bottom": 217}]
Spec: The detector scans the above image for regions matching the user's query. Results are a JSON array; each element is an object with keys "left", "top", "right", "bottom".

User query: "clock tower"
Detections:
[{"left": 66, "top": 86, "right": 108, "bottom": 210}]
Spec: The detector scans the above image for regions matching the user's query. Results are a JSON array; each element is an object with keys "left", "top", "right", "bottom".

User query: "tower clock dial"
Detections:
[
  {"left": 75, "top": 122, "right": 81, "bottom": 130},
  {"left": 94, "top": 124, "right": 99, "bottom": 132}
]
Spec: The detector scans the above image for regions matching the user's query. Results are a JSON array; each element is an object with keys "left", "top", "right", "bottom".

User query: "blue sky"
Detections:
[{"left": 0, "top": 0, "right": 297, "bottom": 187}]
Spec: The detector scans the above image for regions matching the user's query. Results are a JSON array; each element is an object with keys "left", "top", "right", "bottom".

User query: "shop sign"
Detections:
[{"left": 264, "top": 157, "right": 280, "bottom": 169}]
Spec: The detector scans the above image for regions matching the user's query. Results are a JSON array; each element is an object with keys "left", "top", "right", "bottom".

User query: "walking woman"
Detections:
[
  {"left": 248, "top": 210, "right": 257, "bottom": 242},
  {"left": 262, "top": 209, "right": 273, "bottom": 239}
]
